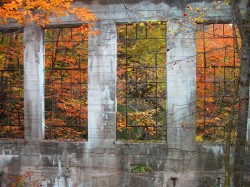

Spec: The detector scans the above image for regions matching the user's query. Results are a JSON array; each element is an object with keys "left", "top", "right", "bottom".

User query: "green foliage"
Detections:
[
  {"left": 117, "top": 22, "right": 167, "bottom": 141},
  {"left": 131, "top": 164, "right": 152, "bottom": 173}
]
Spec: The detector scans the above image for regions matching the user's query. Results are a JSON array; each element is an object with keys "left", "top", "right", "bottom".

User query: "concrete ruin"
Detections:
[{"left": 0, "top": 0, "right": 250, "bottom": 186}]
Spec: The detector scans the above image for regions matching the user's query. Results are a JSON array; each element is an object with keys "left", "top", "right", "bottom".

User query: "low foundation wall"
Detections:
[{"left": 0, "top": 140, "right": 249, "bottom": 187}]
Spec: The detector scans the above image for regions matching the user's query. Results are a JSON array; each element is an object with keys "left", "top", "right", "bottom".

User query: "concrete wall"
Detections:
[
  {"left": 0, "top": 0, "right": 250, "bottom": 186},
  {"left": 0, "top": 140, "right": 241, "bottom": 187},
  {"left": 1, "top": 140, "right": 250, "bottom": 187}
]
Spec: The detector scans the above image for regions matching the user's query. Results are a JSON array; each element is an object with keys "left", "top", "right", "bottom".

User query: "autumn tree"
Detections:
[
  {"left": 0, "top": 0, "right": 97, "bottom": 140},
  {"left": 195, "top": 23, "right": 241, "bottom": 187},
  {"left": 231, "top": 0, "right": 250, "bottom": 186},
  {"left": 0, "top": 30, "right": 24, "bottom": 138},
  {"left": 117, "top": 22, "right": 167, "bottom": 141},
  {"left": 189, "top": 0, "right": 250, "bottom": 185},
  {"left": 0, "top": 0, "right": 96, "bottom": 26},
  {"left": 44, "top": 27, "right": 89, "bottom": 140},
  {"left": 196, "top": 24, "right": 240, "bottom": 143},
  {"left": 185, "top": 0, "right": 249, "bottom": 185}
]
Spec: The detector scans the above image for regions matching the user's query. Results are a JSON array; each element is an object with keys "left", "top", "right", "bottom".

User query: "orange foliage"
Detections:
[
  {"left": 0, "top": 31, "right": 24, "bottom": 138},
  {"left": 0, "top": 0, "right": 97, "bottom": 26},
  {"left": 196, "top": 24, "right": 240, "bottom": 141},
  {"left": 0, "top": 1, "right": 97, "bottom": 140},
  {"left": 0, "top": 27, "right": 90, "bottom": 140},
  {"left": 44, "top": 27, "right": 89, "bottom": 141}
]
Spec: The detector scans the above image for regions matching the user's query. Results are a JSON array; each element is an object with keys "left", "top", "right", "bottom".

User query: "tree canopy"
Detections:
[{"left": 0, "top": 0, "right": 97, "bottom": 26}]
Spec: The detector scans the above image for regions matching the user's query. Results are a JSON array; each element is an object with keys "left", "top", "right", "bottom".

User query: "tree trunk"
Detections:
[
  {"left": 232, "top": 0, "right": 250, "bottom": 186},
  {"left": 224, "top": 121, "right": 232, "bottom": 187}
]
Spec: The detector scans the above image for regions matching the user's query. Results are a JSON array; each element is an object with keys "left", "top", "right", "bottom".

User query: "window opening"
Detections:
[
  {"left": 196, "top": 24, "right": 240, "bottom": 141},
  {"left": 117, "top": 22, "right": 167, "bottom": 141},
  {"left": 44, "top": 26, "right": 88, "bottom": 141},
  {"left": 0, "top": 30, "right": 24, "bottom": 139}
]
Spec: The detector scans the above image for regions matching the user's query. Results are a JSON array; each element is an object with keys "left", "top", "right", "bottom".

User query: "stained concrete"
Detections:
[
  {"left": 167, "top": 20, "right": 196, "bottom": 150},
  {"left": 24, "top": 22, "right": 45, "bottom": 141},
  {"left": 0, "top": 0, "right": 250, "bottom": 186},
  {"left": 1, "top": 140, "right": 249, "bottom": 186},
  {"left": 0, "top": 140, "right": 238, "bottom": 187}
]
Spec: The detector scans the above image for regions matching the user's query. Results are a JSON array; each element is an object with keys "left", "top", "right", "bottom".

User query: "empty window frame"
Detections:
[
  {"left": 196, "top": 24, "right": 240, "bottom": 141},
  {"left": 0, "top": 30, "right": 24, "bottom": 139},
  {"left": 117, "top": 22, "right": 167, "bottom": 141},
  {"left": 44, "top": 27, "right": 88, "bottom": 141}
]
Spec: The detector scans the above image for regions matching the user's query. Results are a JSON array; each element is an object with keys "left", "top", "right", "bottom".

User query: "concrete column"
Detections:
[
  {"left": 24, "top": 23, "right": 45, "bottom": 141},
  {"left": 166, "top": 20, "right": 196, "bottom": 150},
  {"left": 88, "top": 20, "right": 117, "bottom": 147}
]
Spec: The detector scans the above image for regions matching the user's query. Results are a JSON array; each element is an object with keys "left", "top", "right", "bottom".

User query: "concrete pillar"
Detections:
[
  {"left": 88, "top": 20, "right": 117, "bottom": 147},
  {"left": 166, "top": 20, "right": 196, "bottom": 150},
  {"left": 24, "top": 23, "right": 45, "bottom": 141}
]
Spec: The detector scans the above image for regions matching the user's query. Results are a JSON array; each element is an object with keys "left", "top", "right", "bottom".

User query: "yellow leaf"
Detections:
[
  {"left": 139, "top": 22, "right": 145, "bottom": 27},
  {"left": 196, "top": 135, "right": 203, "bottom": 142},
  {"left": 215, "top": 117, "right": 220, "bottom": 121}
]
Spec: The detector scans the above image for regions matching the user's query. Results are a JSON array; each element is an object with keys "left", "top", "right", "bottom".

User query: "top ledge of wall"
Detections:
[
  {"left": 0, "top": 139, "right": 88, "bottom": 146},
  {"left": 76, "top": 0, "right": 214, "bottom": 9},
  {"left": 1, "top": 0, "right": 244, "bottom": 29},
  {"left": 0, "top": 140, "right": 167, "bottom": 145},
  {"left": 114, "top": 141, "right": 167, "bottom": 146}
]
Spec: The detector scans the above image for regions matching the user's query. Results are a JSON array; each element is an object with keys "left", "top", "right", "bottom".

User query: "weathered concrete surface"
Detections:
[
  {"left": 0, "top": 141, "right": 249, "bottom": 186},
  {"left": 24, "top": 23, "right": 45, "bottom": 141},
  {"left": 0, "top": 143, "right": 249, "bottom": 186},
  {"left": 0, "top": 0, "right": 250, "bottom": 186},
  {"left": 167, "top": 20, "right": 196, "bottom": 150},
  {"left": 88, "top": 20, "right": 117, "bottom": 147}
]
